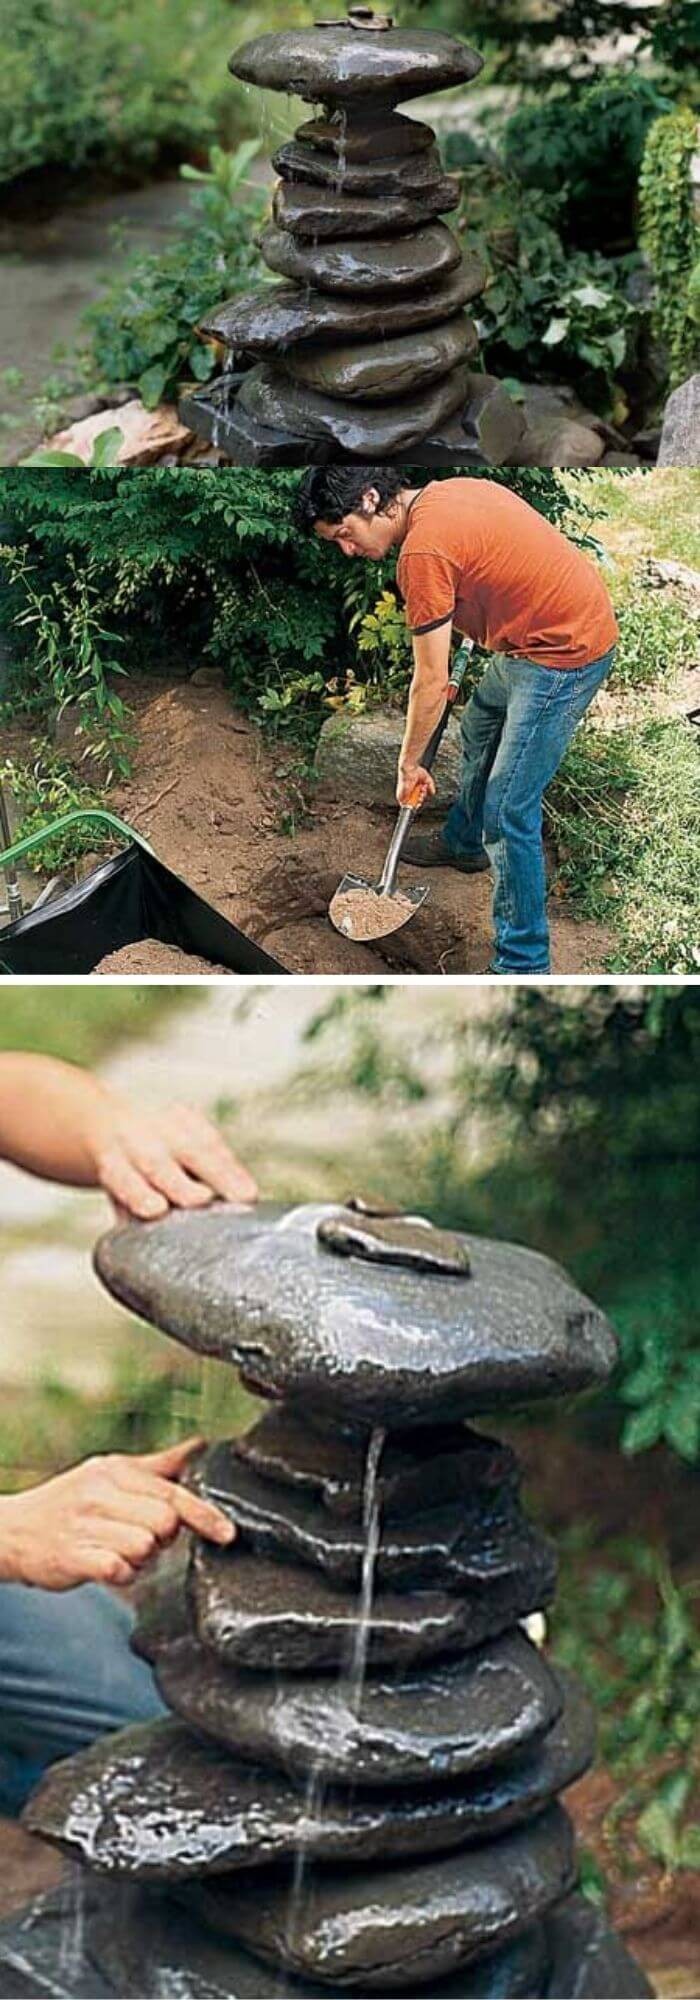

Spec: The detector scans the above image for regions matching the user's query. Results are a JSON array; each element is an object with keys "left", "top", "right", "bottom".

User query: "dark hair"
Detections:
[{"left": 293, "top": 467, "right": 407, "bottom": 535}]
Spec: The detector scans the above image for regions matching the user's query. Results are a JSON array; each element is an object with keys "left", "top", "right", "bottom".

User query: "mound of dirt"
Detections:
[{"left": 93, "top": 941, "right": 231, "bottom": 977}]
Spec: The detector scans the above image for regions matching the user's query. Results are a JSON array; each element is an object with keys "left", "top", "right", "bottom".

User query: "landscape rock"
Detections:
[
  {"left": 286, "top": 315, "right": 476, "bottom": 401},
  {"left": 237, "top": 359, "right": 472, "bottom": 457},
  {"left": 46, "top": 400, "right": 191, "bottom": 466},
  {"left": 273, "top": 139, "right": 447, "bottom": 198},
  {"left": 315, "top": 704, "right": 462, "bottom": 812},
  {"left": 258, "top": 220, "right": 462, "bottom": 296},
  {"left": 545, "top": 1892, "right": 654, "bottom": 1997},
  {"left": 658, "top": 373, "right": 700, "bottom": 465},
  {"left": 202, "top": 259, "right": 486, "bottom": 352},
  {"left": 188, "top": 1805, "right": 575, "bottom": 1989},
  {"left": 297, "top": 112, "right": 435, "bottom": 162},
  {"left": 94, "top": 1200, "right": 619, "bottom": 1426},
  {"left": 233, "top": 1409, "right": 518, "bottom": 1521},
  {"left": 229, "top": 26, "right": 483, "bottom": 108},
  {"left": 273, "top": 173, "right": 460, "bottom": 240},
  {"left": 464, "top": 374, "right": 527, "bottom": 462}
]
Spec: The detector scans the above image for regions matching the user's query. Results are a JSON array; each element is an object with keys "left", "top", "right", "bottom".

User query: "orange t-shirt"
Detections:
[{"left": 396, "top": 479, "right": 618, "bottom": 670}]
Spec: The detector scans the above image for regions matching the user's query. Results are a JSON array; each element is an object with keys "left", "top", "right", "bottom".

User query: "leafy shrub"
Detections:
[
  {"left": 0, "top": 0, "right": 237, "bottom": 189},
  {"left": 0, "top": 541, "right": 131, "bottom": 778},
  {"left": 502, "top": 76, "right": 672, "bottom": 247},
  {"left": 0, "top": 749, "right": 114, "bottom": 873},
  {"left": 639, "top": 108, "right": 700, "bottom": 388},
  {"left": 84, "top": 145, "right": 266, "bottom": 408},
  {"left": 458, "top": 169, "right": 642, "bottom": 418},
  {"left": 614, "top": 584, "right": 698, "bottom": 688}
]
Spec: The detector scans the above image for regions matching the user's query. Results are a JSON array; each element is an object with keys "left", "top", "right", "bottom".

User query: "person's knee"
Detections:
[
  {"left": 483, "top": 774, "right": 507, "bottom": 847},
  {"left": 484, "top": 774, "right": 540, "bottom": 848}
]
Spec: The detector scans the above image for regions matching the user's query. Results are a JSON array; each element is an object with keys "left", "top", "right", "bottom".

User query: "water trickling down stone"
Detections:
[{"left": 5, "top": 1199, "right": 653, "bottom": 1998}]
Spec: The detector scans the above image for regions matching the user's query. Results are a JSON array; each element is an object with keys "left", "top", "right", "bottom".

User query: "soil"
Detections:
[
  {"left": 98, "top": 678, "right": 614, "bottom": 978},
  {"left": 94, "top": 941, "right": 231, "bottom": 977},
  {"left": 331, "top": 884, "right": 419, "bottom": 941}
]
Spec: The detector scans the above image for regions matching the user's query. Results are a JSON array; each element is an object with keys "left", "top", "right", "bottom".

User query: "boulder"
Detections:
[
  {"left": 314, "top": 704, "right": 463, "bottom": 811},
  {"left": 658, "top": 373, "right": 700, "bottom": 465}
]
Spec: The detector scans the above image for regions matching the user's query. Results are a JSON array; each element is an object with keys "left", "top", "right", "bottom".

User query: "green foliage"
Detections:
[
  {"left": 503, "top": 77, "right": 671, "bottom": 247},
  {"left": 0, "top": 748, "right": 114, "bottom": 874},
  {"left": 613, "top": 583, "right": 698, "bottom": 688},
  {"left": 458, "top": 169, "right": 641, "bottom": 418},
  {"left": 547, "top": 716, "right": 700, "bottom": 973},
  {"left": 0, "top": 987, "right": 193, "bottom": 1062},
  {"left": 84, "top": 145, "right": 266, "bottom": 409},
  {"left": 0, "top": 0, "right": 236, "bottom": 189},
  {"left": 22, "top": 427, "right": 123, "bottom": 471},
  {"left": 1, "top": 542, "right": 131, "bottom": 778},
  {"left": 639, "top": 108, "right": 700, "bottom": 388}
]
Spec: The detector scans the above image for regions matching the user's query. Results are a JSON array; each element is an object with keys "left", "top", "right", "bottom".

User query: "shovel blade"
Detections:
[{"left": 329, "top": 873, "right": 429, "bottom": 942}]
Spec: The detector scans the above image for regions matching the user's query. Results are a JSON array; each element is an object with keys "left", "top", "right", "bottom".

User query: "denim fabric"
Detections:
[
  {"left": 0, "top": 1581, "right": 166, "bottom": 1814},
  {"left": 444, "top": 647, "right": 615, "bottom": 972}
]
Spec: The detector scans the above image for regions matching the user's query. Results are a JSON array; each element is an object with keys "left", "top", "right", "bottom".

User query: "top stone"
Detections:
[
  {"left": 94, "top": 1201, "right": 618, "bottom": 1428},
  {"left": 229, "top": 26, "right": 483, "bottom": 108}
]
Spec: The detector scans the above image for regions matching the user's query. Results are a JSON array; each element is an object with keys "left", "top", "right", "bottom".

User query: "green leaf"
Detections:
[
  {"left": 622, "top": 1405, "right": 663, "bottom": 1454},
  {"left": 20, "top": 448, "right": 84, "bottom": 467},
  {"left": 678, "top": 1826, "right": 700, "bottom": 1869},
  {"left": 91, "top": 427, "right": 123, "bottom": 467},
  {"left": 571, "top": 284, "right": 612, "bottom": 309},
  {"left": 189, "top": 343, "right": 215, "bottom": 382},
  {"left": 137, "top": 363, "right": 170, "bottom": 409},
  {"left": 541, "top": 316, "right": 570, "bottom": 346},
  {"left": 637, "top": 1800, "right": 679, "bottom": 1869}
]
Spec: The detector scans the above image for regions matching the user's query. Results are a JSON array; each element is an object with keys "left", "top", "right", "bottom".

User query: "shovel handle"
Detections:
[{"left": 380, "top": 640, "right": 473, "bottom": 888}]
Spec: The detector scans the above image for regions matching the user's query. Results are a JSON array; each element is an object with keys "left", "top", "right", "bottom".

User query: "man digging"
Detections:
[{"left": 295, "top": 470, "right": 617, "bottom": 975}]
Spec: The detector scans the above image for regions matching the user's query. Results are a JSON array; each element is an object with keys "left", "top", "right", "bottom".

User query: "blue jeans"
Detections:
[
  {"left": 0, "top": 1583, "right": 166, "bottom": 1815},
  {"left": 444, "top": 647, "right": 615, "bottom": 973}
]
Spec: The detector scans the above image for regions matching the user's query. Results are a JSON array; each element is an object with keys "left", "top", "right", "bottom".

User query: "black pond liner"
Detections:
[{"left": 0, "top": 844, "right": 285, "bottom": 976}]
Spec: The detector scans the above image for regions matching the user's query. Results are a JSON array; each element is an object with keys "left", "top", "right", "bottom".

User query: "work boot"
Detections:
[{"left": 401, "top": 827, "right": 490, "bottom": 873}]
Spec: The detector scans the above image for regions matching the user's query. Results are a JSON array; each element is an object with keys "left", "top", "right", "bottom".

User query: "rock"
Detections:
[
  {"left": 188, "top": 1805, "right": 575, "bottom": 1989},
  {"left": 229, "top": 27, "right": 483, "bottom": 109},
  {"left": 286, "top": 315, "right": 476, "bottom": 401},
  {"left": 463, "top": 375, "right": 527, "bottom": 464},
  {"left": 516, "top": 417, "right": 606, "bottom": 468},
  {"left": 233, "top": 1410, "right": 519, "bottom": 1521},
  {"left": 315, "top": 704, "right": 462, "bottom": 812},
  {"left": 545, "top": 1892, "right": 655, "bottom": 1997},
  {"left": 191, "top": 1438, "right": 555, "bottom": 1592},
  {"left": 189, "top": 665, "right": 226, "bottom": 686},
  {"left": 25, "top": 1677, "right": 592, "bottom": 1882},
  {"left": 237, "top": 359, "right": 472, "bottom": 457},
  {"left": 46, "top": 400, "right": 191, "bottom": 467},
  {"left": 154, "top": 1627, "right": 562, "bottom": 1789},
  {"left": 273, "top": 139, "right": 448, "bottom": 198},
  {"left": 185, "top": 1540, "right": 554, "bottom": 1674},
  {"left": 201, "top": 258, "right": 487, "bottom": 351},
  {"left": 94, "top": 1201, "right": 618, "bottom": 1427},
  {"left": 273, "top": 173, "right": 460, "bottom": 240},
  {"left": 658, "top": 373, "right": 700, "bottom": 465},
  {"left": 258, "top": 220, "right": 463, "bottom": 296},
  {"left": 297, "top": 111, "right": 435, "bottom": 162}
]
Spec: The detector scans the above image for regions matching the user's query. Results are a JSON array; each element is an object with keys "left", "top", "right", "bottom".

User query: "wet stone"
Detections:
[
  {"left": 22, "top": 1675, "right": 593, "bottom": 1881},
  {"left": 286, "top": 318, "right": 476, "bottom": 403},
  {"left": 229, "top": 27, "right": 483, "bottom": 109},
  {"left": 317, "top": 1209, "right": 473, "bottom": 1274},
  {"left": 188, "top": 1804, "right": 576, "bottom": 1990},
  {"left": 258, "top": 222, "right": 463, "bottom": 298},
  {"left": 273, "top": 139, "right": 447, "bottom": 199},
  {"left": 192, "top": 1437, "right": 555, "bottom": 1592},
  {"left": 186, "top": 1541, "right": 555, "bottom": 1674},
  {"left": 297, "top": 112, "right": 435, "bottom": 163},
  {"left": 201, "top": 262, "right": 486, "bottom": 354},
  {"left": 153, "top": 1628, "right": 561, "bottom": 1790},
  {"left": 273, "top": 174, "right": 459, "bottom": 240},
  {"left": 233, "top": 1410, "right": 519, "bottom": 1521},
  {"left": 94, "top": 1202, "right": 618, "bottom": 1428},
  {"left": 545, "top": 1892, "right": 655, "bottom": 1997},
  {"left": 236, "top": 360, "right": 472, "bottom": 459}
]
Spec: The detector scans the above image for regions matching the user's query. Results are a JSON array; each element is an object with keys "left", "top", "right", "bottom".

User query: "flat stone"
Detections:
[
  {"left": 273, "top": 139, "right": 447, "bottom": 198},
  {"left": 315, "top": 703, "right": 463, "bottom": 811},
  {"left": 201, "top": 259, "right": 486, "bottom": 351},
  {"left": 317, "top": 1210, "right": 472, "bottom": 1273},
  {"left": 188, "top": 1804, "right": 575, "bottom": 1989},
  {"left": 273, "top": 174, "right": 459, "bottom": 239},
  {"left": 286, "top": 317, "right": 476, "bottom": 402},
  {"left": 192, "top": 1438, "right": 555, "bottom": 1591},
  {"left": 658, "top": 373, "right": 700, "bottom": 465},
  {"left": 237, "top": 359, "right": 472, "bottom": 457},
  {"left": 24, "top": 1674, "right": 593, "bottom": 1882},
  {"left": 154, "top": 1628, "right": 561, "bottom": 1789},
  {"left": 233, "top": 1411, "right": 519, "bottom": 1521},
  {"left": 186, "top": 1541, "right": 555, "bottom": 1673},
  {"left": 545, "top": 1892, "right": 654, "bottom": 1997},
  {"left": 94, "top": 1202, "right": 618, "bottom": 1428},
  {"left": 464, "top": 374, "right": 527, "bottom": 463},
  {"left": 259, "top": 220, "right": 463, "bottom": 296},
  {"left": 229, "top": 28, "right": 483, "bottom": 109},
  {"left": 297, "top": 112, "right": 435, "bottom": 162}
]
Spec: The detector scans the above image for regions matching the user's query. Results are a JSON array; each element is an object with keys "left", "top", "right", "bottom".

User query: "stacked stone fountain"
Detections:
[
  {"left": 1, "top": 1201, "right": 653, "bottom": 1998},
  {"left": 180, "top": 11, "right": 526, "bottom": 466}
]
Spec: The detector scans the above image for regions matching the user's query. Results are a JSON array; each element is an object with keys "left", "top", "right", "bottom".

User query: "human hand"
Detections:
[
  {"left": 89, "top": 1099, "right": 258, "bottom": 1221},
  {"left": 0, "top": 1437, "right": 235, "bottom": 1591},
  {"left": 396, "top": 763, "right": 436, "bottom": 810}
]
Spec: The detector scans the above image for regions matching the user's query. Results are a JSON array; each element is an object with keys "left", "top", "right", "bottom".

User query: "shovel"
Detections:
[{"left": 329, "top": 641, "right": 472, "bottom": 942}]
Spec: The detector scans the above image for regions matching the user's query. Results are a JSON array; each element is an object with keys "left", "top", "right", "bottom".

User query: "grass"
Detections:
[
  {"left": 0, "top": 990, "right": 200, "bottom": 1065},
  {"left": 569, "top": 469, "right": 700, "bottom": 571}
]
